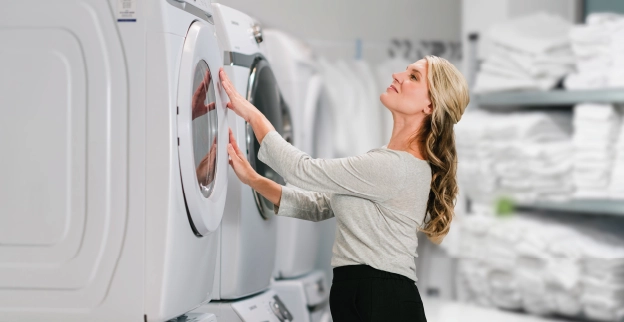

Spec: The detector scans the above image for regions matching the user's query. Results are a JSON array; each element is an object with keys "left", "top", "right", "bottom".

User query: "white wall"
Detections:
[{"left": 217, "top": 0, "right": 461, "bottom": 62}]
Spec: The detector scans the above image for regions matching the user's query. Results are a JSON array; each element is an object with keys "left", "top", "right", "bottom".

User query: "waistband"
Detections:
[{"left": 333, "top": 265, "right": 413, "bottom": 282}]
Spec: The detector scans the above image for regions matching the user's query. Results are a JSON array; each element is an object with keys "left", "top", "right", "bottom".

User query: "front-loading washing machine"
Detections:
[
  {"left": 261, "top": 30, "right": 334, "bottom": 322},
  {"left": 260, "top": 29, "right": 322, "bottom": 281},
  {"left": 0, "top": 1, "right": 228, "bottom": 321},
  {"left": 191, "top": 4, "right": 293, "bottom": 321},
  {"left": 261, "top": 29, "right": 335, "bottom": 159},
  {"left": 270, "top": 271, "right": 332, "bottom": 322}
]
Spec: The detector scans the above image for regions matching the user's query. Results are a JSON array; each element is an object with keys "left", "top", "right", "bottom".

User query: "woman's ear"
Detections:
[{"left": 424, "top": 104, "right": 433, "bottom": 115}]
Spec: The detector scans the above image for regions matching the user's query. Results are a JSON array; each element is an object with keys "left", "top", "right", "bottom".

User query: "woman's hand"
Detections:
[
  {"left": 192, "top": 70, "right": 216, "bottom": 120},
  {"left": 227, "top": 127, "right": 283, "bottom": 207},
  {"left": 227, "top": 128, "right": 260, "bottom": 185},
  {"left": 219, "top": 68, "right": 259, "bottom": 123},
  {"left": 195, "top": 136, "right": 217, "bottom": 186}
]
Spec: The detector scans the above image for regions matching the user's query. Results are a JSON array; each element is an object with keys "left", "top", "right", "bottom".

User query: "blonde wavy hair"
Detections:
[{"left": 412, "top": 55, "right": 469, "bottom": 243}]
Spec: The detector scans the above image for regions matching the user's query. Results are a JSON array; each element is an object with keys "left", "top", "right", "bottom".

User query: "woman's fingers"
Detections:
[
  {"left": 228, "top": 129, "right": 244, "bottom": 157},
  {"left": 227, "top": 143, "right": 239, "bottom": 163},
  {"left": 219, "top": 68, "right": 236, "bottom": 98}
]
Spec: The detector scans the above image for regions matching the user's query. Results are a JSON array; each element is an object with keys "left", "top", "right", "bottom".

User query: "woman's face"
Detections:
[{"left": 380, "top": 59, "right": 432, "bottom": 117}]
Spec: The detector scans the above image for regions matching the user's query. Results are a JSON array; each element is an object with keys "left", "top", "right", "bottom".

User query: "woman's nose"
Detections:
[{"left": 392, "top": 72, "right": 400, "bottom": 84}]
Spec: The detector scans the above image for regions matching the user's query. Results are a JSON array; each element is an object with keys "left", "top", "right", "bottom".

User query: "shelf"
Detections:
[
  {"left": 422, "top": 298, "right": 557, "bottom": 322},
  {"left": 515, "top": 199, "right": 624, "bottom": 216},
  {"left": 475, "top": 89, "right": 624, "bottom": 107}
]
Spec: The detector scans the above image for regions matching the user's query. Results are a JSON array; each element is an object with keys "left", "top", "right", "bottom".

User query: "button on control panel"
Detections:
[
  {"left": 178, "top": 0, "right": 211, "bottom": 15},
  {"left": 270, "top": 295, "right": 294, "bottom": 322},
  {"left": 167, "top": 313, "right": 216, "bottom": 322},
  {"left": 231, "top": 290, "right": 294, "bottom": 321}
]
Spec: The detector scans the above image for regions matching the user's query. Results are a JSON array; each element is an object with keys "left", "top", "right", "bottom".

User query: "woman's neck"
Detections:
[{"left": 387, "top": 112, "right": 427, "bottom": 160}]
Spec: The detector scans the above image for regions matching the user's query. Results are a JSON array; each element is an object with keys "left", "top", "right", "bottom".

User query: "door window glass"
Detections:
[{"left": 191, "top": 60, "right": 218, "bottom": 197}]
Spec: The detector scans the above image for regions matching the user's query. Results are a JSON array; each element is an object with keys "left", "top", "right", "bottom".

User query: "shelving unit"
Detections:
[
  {"left": 516, "top": 199, "right": 624, "bottom": 216},
  {"left": 475, "top": 89, "right": 624, "bottom": 107},
  {"left": 472, "top": 88, "right": 624, "bottom": 217}
]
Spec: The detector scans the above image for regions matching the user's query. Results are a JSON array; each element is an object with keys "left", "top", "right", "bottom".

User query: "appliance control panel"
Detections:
[
  {"left": 167, "top": 313, "right": 217, "bottom": 322},
  {"left": 179, "top": 0, "right": 212, "bottom": 15},
  {"left": 231, "top": 290, "right": 294, "bottom": 321}
]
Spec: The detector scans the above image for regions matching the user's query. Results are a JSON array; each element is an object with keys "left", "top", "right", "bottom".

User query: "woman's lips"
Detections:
[{"left": 388, "top": 85, "right": 398, "bottom": 93}]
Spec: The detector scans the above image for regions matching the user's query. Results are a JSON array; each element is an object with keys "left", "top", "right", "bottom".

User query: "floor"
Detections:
[{"left": 422, "top": 298, "right": 571, "bottom": 322}]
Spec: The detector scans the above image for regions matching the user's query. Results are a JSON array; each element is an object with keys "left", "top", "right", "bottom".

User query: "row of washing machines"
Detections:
[{"left": 0, "top": 1, "right": 335, "bottom": 321}]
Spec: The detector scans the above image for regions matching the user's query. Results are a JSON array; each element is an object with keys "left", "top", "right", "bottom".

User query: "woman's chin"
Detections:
[{"left": 379, "top": 93, "right": 391, "bottom": 109}]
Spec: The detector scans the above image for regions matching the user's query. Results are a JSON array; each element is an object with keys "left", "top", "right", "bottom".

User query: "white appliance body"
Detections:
[
  {"left": 194, "top": 290, "right": 293, "bottom": 322},
  {"left": 209, "top": 3, "right": 282, "bottom": 301},
  {"left": 0, "top": 1, "right": 229, "bottom": 321},
  {"left": 261, "top": 29, "right": 336, "bottom": 279},
  {"left": 272, "top": 271, "right": 332, "bottom": 322}
]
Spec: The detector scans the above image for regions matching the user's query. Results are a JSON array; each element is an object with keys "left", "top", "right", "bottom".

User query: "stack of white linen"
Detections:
[
  {"left": 565, "top": 13, "right": 624, "bottom": 89},
  {"left": 455, "top": 110, "right": 574, "bottom": 203},
  {"left": 579, "top": 225, "right": 624, "bottom": 322},
  {"left": 456, "top": 209, "right": 624, "bottom": 321},
  {"left": 454, "top": 208, "right": 496, "bottom": 308},
  {"left": 516, "top": 220, "right": 586, "bottom": 317},
  {"left": 487, "top": 140, "right": 574, "bottom": 202},
  {"left": 455, "top": 111, "right": 498, "bottom": 203},
  {"left": 573, "top": 104, "right": 620, "bottom": 198},
  {"left": 610, "top": 19, "right": 624, "bottom": 87},
  {"left": 474, "top": 12, "right": 575, "bottom": 93},
  {"left": 609, "top": 106, "right": 624, "bottom": 199}
]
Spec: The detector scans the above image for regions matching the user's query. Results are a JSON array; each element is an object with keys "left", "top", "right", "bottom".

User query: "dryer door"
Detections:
[
  {"left": 245, "top": 59, "right": 289, "bottom": 219},
  {"left": 177, "top": 21, "right": 228, "bottom": 236}
]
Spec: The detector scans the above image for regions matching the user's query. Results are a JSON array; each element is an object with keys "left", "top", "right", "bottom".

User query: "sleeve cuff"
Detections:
[
  {"left": 274, "top": 184, "right": 296, "bottom": 216},
  {"left": 258, "top": 130, "right": 282, "bottom": 165}
]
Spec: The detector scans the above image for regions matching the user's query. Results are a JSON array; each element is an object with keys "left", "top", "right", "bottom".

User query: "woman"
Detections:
[{"left": 219, "top": 55, "right": 469, "bottom": 322}]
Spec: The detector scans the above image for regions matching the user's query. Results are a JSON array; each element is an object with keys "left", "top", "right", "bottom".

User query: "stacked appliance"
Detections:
[
  {"left": 261, "top": 29, "right": 334, "bottom": 322},
  {"left": 0, "top": 0, "right": 229, "bottom": 321},
  {"left": 191, "top": 4, "right": 293, "bottom": 322}
]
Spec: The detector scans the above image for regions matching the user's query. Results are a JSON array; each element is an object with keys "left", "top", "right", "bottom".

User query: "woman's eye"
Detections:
[{"left": 410, "top": 75, "right": 417, "bottom": 81}]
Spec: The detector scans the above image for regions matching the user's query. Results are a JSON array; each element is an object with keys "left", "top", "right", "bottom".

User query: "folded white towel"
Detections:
[
  {"left": 587, "top": 13, "right": 624, "bottom": 26},
  {"left": 474, "top": 71, "right": 555, "bottom": 93},
  {"left": 571, "top": 43, "right": 611, "bottom": 60},
  {"left": 489, "top": 44, "right": 574, "bottom": 78},
  {"left": 574, "top": 176, "right": 610, "bottom": 189},
  {"left": 485, "top": 112, "right": 572, "bottom": 142},
  {"left": 575, "top": 55, "right": 613, "bottom": 74},
  {"left": 573, "top": 139, "right": 615, "bottom": 150},
  {"left": 488, "top": 12, "right": 572, "bottom": 55},
  {"left": 475, "top": 13, "right": 574, "bottom": 93},
  {"left": 567, "top": 14, "right": 624, "bottom": 90},
  {"left": 565, "top": 72, "right": 610, "bottom": 90},
  {"left": 574, "top": 117, "right": 620, "bottom": 128},
  {"left": 570, "top": 24, "right": 612, "bottom": 45},
  {"left": 610, "top": 72, "right": 624, "bottom": 88},
  {"left": 582, "top": 295, "right": 624, "bottom": 322},
  {"left": 553, "top": 289, "right": 583, "bottom": 317},
  {"left": 574, "top": 151, "right": 614, "bottom": 163},
  {"left": 517, "top": 270, "right": 556, "bottom": 316},
  {"left": 574, "top": 103, "right": 619, "bottom": 121}
]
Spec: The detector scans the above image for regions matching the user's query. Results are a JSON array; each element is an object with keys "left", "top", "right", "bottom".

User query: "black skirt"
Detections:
[{"left": 329, "top": 265, "right": 427, "bottom": 322}]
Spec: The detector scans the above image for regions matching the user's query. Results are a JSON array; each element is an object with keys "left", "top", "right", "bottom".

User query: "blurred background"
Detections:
[
  {"left": 216, "top": 0, "right": 624, "bottom": 321},
  {"left": 2, "top": 0, "right": 624, "bottom": 321}
]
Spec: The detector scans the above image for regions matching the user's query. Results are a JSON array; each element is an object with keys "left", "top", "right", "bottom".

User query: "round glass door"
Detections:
[
  {"left": 176, "top": 20, "right": 229, "bottom": 237},
  {"left": 190, "top": 60, "right": 218, "bottom": 197},
  {"left": 246, "top": 59, "right": 288, "bottom": 219}
]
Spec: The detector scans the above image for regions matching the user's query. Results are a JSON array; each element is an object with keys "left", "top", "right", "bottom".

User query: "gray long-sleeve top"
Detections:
[{"left": 258, "top": 131, "right": 432, "bottom": 282}]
